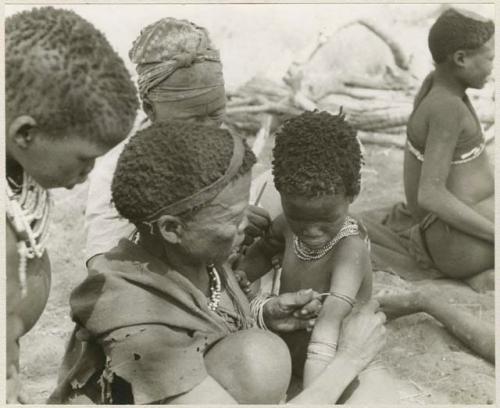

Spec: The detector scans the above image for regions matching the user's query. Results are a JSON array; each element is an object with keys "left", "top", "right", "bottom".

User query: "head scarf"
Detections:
[{"left": 129, "top": 18, "right": 225, "bottom": 116}]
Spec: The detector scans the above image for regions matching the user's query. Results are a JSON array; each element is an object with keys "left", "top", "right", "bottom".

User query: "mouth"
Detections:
[{"left": 299, "top": 236, "right": 327, "bottom": 249}]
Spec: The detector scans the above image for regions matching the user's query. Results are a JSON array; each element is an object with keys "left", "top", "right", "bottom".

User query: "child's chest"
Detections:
[{"left": 278, "top": 235, "right": 334, "bottom": 294}]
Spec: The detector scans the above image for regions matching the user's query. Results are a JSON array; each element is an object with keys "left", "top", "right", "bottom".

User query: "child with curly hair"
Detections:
[
  {"left": 5, "top": 7, "right": 138, "bottom": 402},
  {"left": 238, "top": 111, "right": 397, "bottom": 401},
  {"left": 402, "top": 8, "right": 494, "bottom": 282}
]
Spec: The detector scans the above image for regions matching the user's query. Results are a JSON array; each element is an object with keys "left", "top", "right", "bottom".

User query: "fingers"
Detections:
[
  {"left": 283, "top": 317, "right": 317, "bottom": 332},
  {"left": 246, "top": 206, "right": 271, "bottom": 230},
  {"left": 278, "top": 288, "right": 318, "bottom": 308},
  {"left": 244, "top": 224, "right": 265, "bottom": 239},
  {"left": 358, "top": 299, "right": 380, "bottom": 314},
  {"left": 293, "top": 298, "right": 322, "bottom": 318},
  {"left": 375, "top": 311, "right": 387, "bottom": 325},
  {"left": 234, "top": 270, "right": 251, "bottom": 293},
  {"left": 247, "top": 205, "right": 271, "bottom": 222}
]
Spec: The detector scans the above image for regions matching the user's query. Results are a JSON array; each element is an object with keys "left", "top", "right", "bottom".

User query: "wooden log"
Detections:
[{"left": 357, "top": 131, "right": 405, "bottom": 149}]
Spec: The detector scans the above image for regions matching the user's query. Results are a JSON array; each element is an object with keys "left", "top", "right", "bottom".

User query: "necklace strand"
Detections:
[
  {"left": 293, "top": 216, "right": 359, "bottom": 261},
  {"left": 6, "top": 172, "right": 51, "bottom": 296},
  {"left": 207, "top": 264, "right": 222, "bottom": 311}
]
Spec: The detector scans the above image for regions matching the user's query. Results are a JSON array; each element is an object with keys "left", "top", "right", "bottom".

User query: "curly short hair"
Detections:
[
  {"left": 6, "top": 7, "right": 139, "bottom": 147},
  {"left": 429, "top": 8, "right": 494, "bottom": 64},
  {"left": 112, "top": 121, "right": 256, "bottom": 225},
  {"left": 273, "top": 110, "right": 362, "bottom": 199}
]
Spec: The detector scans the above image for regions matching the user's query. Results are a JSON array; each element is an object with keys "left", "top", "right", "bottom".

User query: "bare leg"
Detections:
[
  {"left": 376, "top": 284, "right": 494, "bottom": 363},
  {"left": 340, "top": 365, "right": 400, "bottom": 404},
  {"left": 205, "top": 328, "right": 292, "bottom": 404},
  {"left": 425, "top": 196, "right": 494, "bottom": 281},
  {"left": 465, "top": 269, "right": 495, "bottom": 293}
]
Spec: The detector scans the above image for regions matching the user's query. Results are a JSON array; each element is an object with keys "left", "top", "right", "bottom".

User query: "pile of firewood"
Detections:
[{"left": 224, "top": 19, "right": 495, "bottom": 150}]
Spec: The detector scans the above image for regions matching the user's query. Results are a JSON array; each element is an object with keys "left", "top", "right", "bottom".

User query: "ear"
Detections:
[
  {"left": 8, "top": 116, "right": 37, "bottom": 149},
  {"left": 157, "top": 215, "right": 184, "bottom": 244},
  {"left": 452, "top": 50, "right": 467, "bottom": 68}
]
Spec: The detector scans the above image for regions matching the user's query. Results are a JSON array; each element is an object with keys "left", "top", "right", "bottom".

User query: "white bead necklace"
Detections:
[
  {"left": 207, "top": 264, "right": 222, "bottom": 311},
  {"left": 6, "top": 172, "right": 51, "bottom": 296},
  {"left": 293, "top": 216, "right": 359, "bottom": 261}
]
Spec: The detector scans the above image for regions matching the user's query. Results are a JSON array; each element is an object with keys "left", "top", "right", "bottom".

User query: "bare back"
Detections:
[{"left": 405, "top": 82, "right": 493, "bottom": 221}]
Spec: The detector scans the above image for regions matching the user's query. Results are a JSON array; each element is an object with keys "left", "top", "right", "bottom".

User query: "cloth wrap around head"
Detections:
[
  {"left": 129, "top": 17, "right": 225, "bottom": 117},
  {"left": 138, "top": 132, "right": 245, "bottom": 227}
]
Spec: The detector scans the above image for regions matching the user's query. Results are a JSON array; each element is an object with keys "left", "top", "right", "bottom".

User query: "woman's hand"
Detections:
[
  {"left": 337, "top": 300, "right": 387, "bottom": 371},
  {"left": 234, "top": 269, "right": 252, "bottom": 295},
  {"left": 263, "top": 289, "right": 322, "bottom": 332},
  {"left": 243, "top": 205, "right": 271, "bottom": 246}
]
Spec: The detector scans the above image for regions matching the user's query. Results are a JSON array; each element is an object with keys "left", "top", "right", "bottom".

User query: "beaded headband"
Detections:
[{"left": 139, "top": 132, "right": 245, "bottom": 225}]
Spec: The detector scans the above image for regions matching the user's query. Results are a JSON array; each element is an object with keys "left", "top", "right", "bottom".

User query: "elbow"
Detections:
[{"left": 417, "top": 185, "right": 438, "bottom": 213}]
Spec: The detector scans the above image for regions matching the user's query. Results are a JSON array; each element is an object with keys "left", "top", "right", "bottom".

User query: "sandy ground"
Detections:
[
  {"left": 19, "top": 139, "right": 495, "bottom": 404},
  {"left": 10, "top": 2, "right": 495, "bottom": 404}
]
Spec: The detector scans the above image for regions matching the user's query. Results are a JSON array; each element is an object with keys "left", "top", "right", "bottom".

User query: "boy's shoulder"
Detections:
[
  {"left": 426, "top": 88, "right": 466, "bottom": 110},
  {"left": 419, "top": 89, "right": 469, "bottom": 125}
]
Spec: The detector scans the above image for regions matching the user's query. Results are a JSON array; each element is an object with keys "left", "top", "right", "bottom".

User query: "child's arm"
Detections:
[
  {"left": 236, "top": 214, "right": 287, "bottom": 283},
  {"left": 417, "top": 98, "right": 494, "bottom": 242},
  {"left": 303, "top": 236, "right": 371, "bottom": 388}
]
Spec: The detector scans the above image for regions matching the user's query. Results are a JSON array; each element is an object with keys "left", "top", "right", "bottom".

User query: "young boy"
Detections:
[
  {"left": 5, "top": 7, "right": 138, "bottom": 402},
  {"left": 403, "top": 8, "right": 494, "bottom": 281},
  {"left": 239, "top": 111, "right": 376, "bottom": 388}
]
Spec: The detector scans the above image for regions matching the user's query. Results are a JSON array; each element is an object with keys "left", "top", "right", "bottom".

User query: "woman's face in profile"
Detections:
[{"left": 180, "top": 172, "right": 251, "bottom": 264}]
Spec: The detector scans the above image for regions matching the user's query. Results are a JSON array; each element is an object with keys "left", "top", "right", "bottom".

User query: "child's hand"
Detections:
[
  {"left": 243, "top": 205, "right": 271, "bottom": 246},
  {"left": 234, "top": 270, "right": 252, "bottom": 294}
]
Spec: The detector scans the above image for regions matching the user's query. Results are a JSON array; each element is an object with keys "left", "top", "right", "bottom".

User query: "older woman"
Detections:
[
  {"left": 50, "top": 122, "right": 388, "bottom": 404},
  {"left": 85, "top": 17, "right": 269, "bottom": 268}
]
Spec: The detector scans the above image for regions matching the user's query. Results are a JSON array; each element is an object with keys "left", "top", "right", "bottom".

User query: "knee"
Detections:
[{"left": 206, "top": 329, "right": 291, "bottom": 404}]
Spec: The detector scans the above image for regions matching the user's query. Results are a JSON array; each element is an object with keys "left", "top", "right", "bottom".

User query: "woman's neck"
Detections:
[
  {"left": 433, "top": 65, "right": 467, "bottom": 97},
  {"left": 138, "top": 231, "right": 210, "bottom": 290}
]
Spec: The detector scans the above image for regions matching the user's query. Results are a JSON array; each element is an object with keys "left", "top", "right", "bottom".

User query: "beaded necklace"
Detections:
[
  {"left": 293, "top": 216, "right": 359, "bottom": 261},
  {"left": 6, "top": 172, "right": 51, "bottom": 296},
  {"left": 207, "top": 264, "right": 222, "bottom": 311}
]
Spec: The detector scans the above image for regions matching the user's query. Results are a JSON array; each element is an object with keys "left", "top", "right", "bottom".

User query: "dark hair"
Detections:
[
  {"left": 112, "top": 121, "right": 255, "bottom": 225},
  {"left": 6, "top": 7, "right": 139, "bottom": 147},
  {"left": 428, "top": 8, "right": 494, "bottom": 64},
  {"left": 273, "top": 110, "right": 362, "bottom": 199}
]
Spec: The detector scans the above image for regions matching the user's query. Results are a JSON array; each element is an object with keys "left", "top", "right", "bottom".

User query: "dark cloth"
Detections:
[
  {"left": 358, "top": 203, "right": 444, "bottom": 281},
  {"left": 48, "top": 239, "right": 253, "bottom": 404}
]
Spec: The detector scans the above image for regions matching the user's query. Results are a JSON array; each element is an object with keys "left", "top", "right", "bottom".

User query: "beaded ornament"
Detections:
[
  {"left": 6, "top": 172, "right": 51, "bottom": 296},
  {"left": 293, "top": 216, "right": 360, "bottom": 261}
]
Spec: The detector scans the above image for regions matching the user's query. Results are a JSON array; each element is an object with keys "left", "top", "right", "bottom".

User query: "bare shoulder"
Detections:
[
  {"left": 335, "top": 234, "right": 370, "bottom": 257},
  {"left": 331, "top": 234, "right": 370, "bottom": 270},
  {"left": 423, "top": 90, "right": 468, "bottom": 125}
]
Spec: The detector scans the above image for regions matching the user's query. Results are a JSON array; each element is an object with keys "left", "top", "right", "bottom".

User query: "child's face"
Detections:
[
  {"left": 21, "top": 130, "right": 109, "bottom": 189},
  {"left": 462, "top": 37, "right": 495, "bottom": 89},
  {"left": 281, "top": 193, "right": 350, "bottom": 249}
]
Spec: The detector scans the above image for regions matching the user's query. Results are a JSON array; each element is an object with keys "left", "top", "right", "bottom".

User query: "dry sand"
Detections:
[
  {"left": 12, "top": 3, "right": 495, "bottom": 404},
  {"left": 19, "top": 140, "right": 495, "bottom": 404}
]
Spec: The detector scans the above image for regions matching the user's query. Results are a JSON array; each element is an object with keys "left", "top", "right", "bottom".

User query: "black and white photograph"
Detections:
[{"left": 4, "top": 2, "right": 495, "bottom": 404}]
